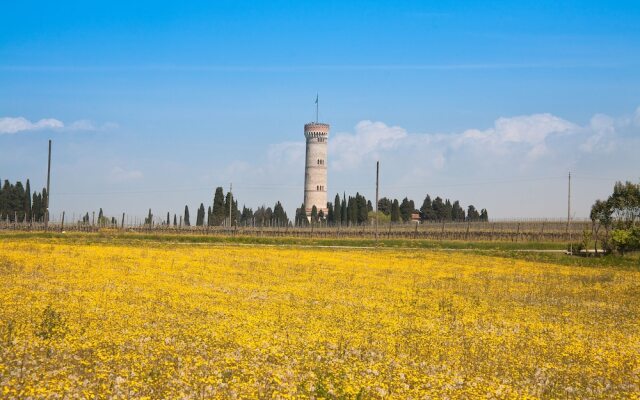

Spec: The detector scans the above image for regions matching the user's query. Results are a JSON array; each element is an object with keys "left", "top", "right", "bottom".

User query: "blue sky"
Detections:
[{"left": 1, "top": 0, "right": 639, "bottom": 221}]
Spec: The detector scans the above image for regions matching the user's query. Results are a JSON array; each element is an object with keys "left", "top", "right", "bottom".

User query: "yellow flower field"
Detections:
[{"left": 0, "top": 239, "right": 639, "bottom": 399}]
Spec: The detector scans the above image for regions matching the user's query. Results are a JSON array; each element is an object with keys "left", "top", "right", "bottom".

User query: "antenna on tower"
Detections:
[{"left": 315, "top": 93, "right": 319, "bottom": 123}]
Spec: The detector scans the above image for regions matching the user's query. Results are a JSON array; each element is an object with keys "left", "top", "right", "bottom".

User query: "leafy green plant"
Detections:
[{"left": 36, "top": 305, "right": 67, "bottom": 340}]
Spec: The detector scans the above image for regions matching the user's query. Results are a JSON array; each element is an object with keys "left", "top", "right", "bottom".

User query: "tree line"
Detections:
[
  {"left": 292, "top": 192, "right": 488, "bottom": 226},
  {"left": 0, "top": 179, "right": 48, "bottom": 222},
  {"left": 1, "top": 179, "right": 489, "bottom": 228}
]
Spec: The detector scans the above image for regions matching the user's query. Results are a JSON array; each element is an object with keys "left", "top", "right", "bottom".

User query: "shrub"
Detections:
[{"left": 611, "top": 227, "right": 640, "bottom": 255}]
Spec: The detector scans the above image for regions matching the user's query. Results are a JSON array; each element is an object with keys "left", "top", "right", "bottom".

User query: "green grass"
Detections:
[{"left": 0, "top": 230, "right": 565, "bottom": 249}]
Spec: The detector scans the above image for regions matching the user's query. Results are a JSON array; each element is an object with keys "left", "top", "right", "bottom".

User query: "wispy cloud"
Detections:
[
  {"left": 107, "top": 166, "right": 143, "bottom": 183},
  {"left": 0, "top": 63, "right": 629, "bottom": 73},
  {"left": 0, "top": 116, "right": 117, "bottom": 134},
  {"left": 0, "top": 117, "right": 63, "bottom": 134}
]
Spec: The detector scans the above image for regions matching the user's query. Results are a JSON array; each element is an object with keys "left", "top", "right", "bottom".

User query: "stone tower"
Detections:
[{"left": 304, "top": 122, "right": 329, "bottom": 218}]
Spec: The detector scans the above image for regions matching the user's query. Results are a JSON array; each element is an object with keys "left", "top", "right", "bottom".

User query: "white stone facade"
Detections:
[{"left": 304, "top": 122, "right": 329, "bottom": 217}]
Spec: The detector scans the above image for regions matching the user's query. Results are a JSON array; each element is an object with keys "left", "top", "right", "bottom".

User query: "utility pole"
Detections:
[
  {"left": 45, "top": 139, "right": 52, "bottom": 229},
  {"left": 375, "top": 161, "right": 379, "bottom": 242},
  {"left": 568, "top": 171, "right": 572, "bottom": 254},
  {"left": 229, "top": 183, "right": 233, "bottom": 228}
]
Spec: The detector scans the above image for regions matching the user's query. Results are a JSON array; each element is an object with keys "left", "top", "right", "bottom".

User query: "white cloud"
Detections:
[
  {"left": 0, "top": 116, "right": 63, "bottom": 134},
  {"left": 67, "top": 120, "right": 96, "bottom": 131},
  {"left": 580, "top": 114, "right": 616, "bottom": 153},
  {"left": 267, "top": 141, "right": 306, "bottom": 166},
  {"left": 0, "top": 116, "right": 117, "bottom": 134},
  {"left": 108, "top": 166, "right": 143, "bottom": 183},
  {"left": 329, "top": 120, "right": 408, "bottom": 170},
  {"left": 456, "top": 113, "right": 577, "bottom": 159}
]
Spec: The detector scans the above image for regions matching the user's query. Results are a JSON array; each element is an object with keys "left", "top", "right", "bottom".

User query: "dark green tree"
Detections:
[
  {"left": 357, "top": 194, "right": 368, "bottom": 224},
  {"left": 240, "top": 206, "right": 253, "bottom": 225},
  {"left": 467, "top": 205, "right": 480, "bottom": 221},
  {"left": 145, "top": 209, "right": 153, "bottom": 225},
  {"left": 224, "top": 192, "right": 239, "bottom": 226},
  {"left": 420, "top": 195, "right": 436, "bottom": 221},
  {"left": 273, "top": 201, "right": 288, "bottom": 226},
  {"left": 196, "top": 203, "right": 205, "bottom": 226},
  {"left": 184, "top": 205, "right": 190, "bottom": 226},
  {"left": 391, "top": 199, "right": 400, "bottom": 223},
  {"left": 326, "top": 202, "right": 334, "bottom": 224},
  {"left": 24, "top": 179, "right": 31, "bottom": 221},
  {"left": 452, "top": 201, "right": 465, "bottom": 221},
  {"left": 311, "top": 205, "right": 318, "bottom": 225},
  {"left": 378, "top": 197, "right": 392, "bottom": 215},
  {"left": 432, "top": 197, "right": 446, "bottom": 221},
  {"left": 295, "top": 203, "right": 309, "bottom": 227},
  {"left": 399, "top": 197, "right": 414, "bottom": 222},
  {"left": 480, "top": 208, "right": 488, "bottom": 222},
  {"left": 211, "top": 187, "right": 226, "bottom": 226},
  {"left": 341, "top": 192, "right": 347, "bottom": 225}
]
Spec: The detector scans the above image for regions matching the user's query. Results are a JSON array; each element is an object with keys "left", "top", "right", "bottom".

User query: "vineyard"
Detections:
[{"left": 0, "top": 219, "right": 593, "bottom": 243}]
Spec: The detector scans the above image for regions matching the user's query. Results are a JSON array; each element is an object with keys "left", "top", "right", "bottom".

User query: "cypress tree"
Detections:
[
  {"left": 432, "top": 197, "right": 445, "bottom": 221},
  {"left": 224, "top": 192, "right": 239, "bottom": 226},
  {"left": 13, "top": 182, "right": 25, "bottom": 221},
  {"left": 348, "top": 196, "right": 357, "bottom": 225},
  {"left": 357, "top": 194, "right": 368, "bottom": 224},
  {"left": 326, "top": 202, "right": 334, "bottom": 224},
  {"left": 173, "top": 214, "right": 177, "bottom": 226},
  {"left": 184, "top": 205, "right": 190, "bottom": 226},
  {"left": 196, "top": 203, "right": 205, "bottom": 226},
  {"left": 341, "top": 192, "right": 347, "bottom": 224},
  {"left": 334, "top": 194, "right": 341, "bottom": 224},
  {"left": 391, "top": 199, "right": 400, "bottom": 223},
  {"left": 378, "top": 197, "right": 392, "bottom": 215},
  {"left": 467, "top": 205, "right": 479, "bottom": 221},
  {"left": 273, "top": 201, "right": 288, "bottom": 226},
  {"left": 32, "top": 192, "right": 42, "bottom": 222},
  {"left": 311, "top": 205, "right": 318, "bottom": 224},
  {"left": 480, "top": 208, "right": 489, "bottom": 222},
  {"left": 24, "top": 179, "right": 31, "bottom": 221},
  {"left": 295, "top": 203, "right": 308, "bottom": 226},
  {"left": 240, "top": 206, "right": 253, "bottom": 225},
  {"left": 420, "top": 195, "right": 433, "bottom": 221},
  {"left": 211, "top": 187, "right": 225, "bottom": 226}
]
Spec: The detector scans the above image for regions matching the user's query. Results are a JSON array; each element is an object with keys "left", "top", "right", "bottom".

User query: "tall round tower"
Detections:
[{"left": 304, "top": 122, "right": 329, "bottom": 217}]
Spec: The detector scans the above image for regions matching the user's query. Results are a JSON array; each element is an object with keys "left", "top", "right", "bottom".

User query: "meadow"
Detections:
[{"left": 0, "top": 237, "right": 639, "bottom": 398}]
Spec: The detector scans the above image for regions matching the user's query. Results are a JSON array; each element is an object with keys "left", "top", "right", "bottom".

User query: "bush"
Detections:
[
  {"left": 567, "top": 242, "right": 583, "bottom": 255},
  {"left": 611, "top": 227, "right": 640, "bottom": 255}
]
